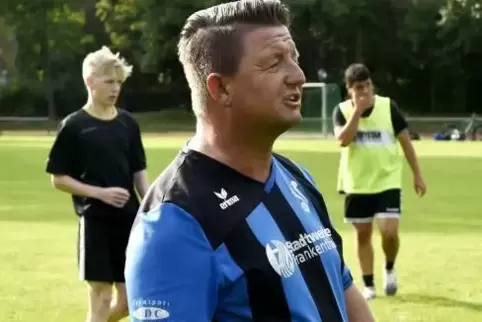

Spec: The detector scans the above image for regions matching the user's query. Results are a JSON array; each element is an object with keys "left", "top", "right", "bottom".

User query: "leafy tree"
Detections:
[
  {"left": 0, "top": 0, "right": 93, "bottom": 118},
  {"left": 437, "top": 0, "right": 482, "bottom": 112}
]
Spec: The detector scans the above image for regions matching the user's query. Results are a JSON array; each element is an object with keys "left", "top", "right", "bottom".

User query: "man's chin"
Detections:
[
  {"left": 287, "top": 111, "right": 302, "bottom": 126},
  {"left": 276, "top": 112, "right": 302, "bottom": 134}
]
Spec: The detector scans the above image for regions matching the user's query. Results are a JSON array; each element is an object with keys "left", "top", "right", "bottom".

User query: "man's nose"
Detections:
[{"left": 287, "top": 63, "right": 306, "bottom": 87}]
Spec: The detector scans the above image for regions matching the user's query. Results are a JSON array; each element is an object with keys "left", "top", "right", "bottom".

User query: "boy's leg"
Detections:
[
  {"left": 108, "top": 283, "right": 128, "bottom": 322},
  {"left": 375, "top": 188, "right": 402, "bottom": 296},
  {"left": 344, "top": 193, "right": 377, "bottom": 299},
  {"left": 107, "top": 216, "right": 136, "bottom": 321},
  {"left": 78, "top": 216, "right": 115, "bottom": 322},
  {"left": 87, "top": 282, "right": 113, "bottom": 322}
]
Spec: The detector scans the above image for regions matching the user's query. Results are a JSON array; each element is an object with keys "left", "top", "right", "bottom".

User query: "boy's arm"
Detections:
[
  {"left": 133, "top": 170, "right": 149, "bottom": 198},
  {"left": 333, "top": 104, "right": 363, "bottom": 147},
  {"left": 51, "top": 175, "right": 130, "bottom": 208},
  {"left": 51, "top": 175, "right": 101, "bottom": 198},
  {"left": 391, "top": 102, "right": 426, "bottom": 197},
  {"left": 333, "top": 98, "right": 370, "bottom": 147},
  {"left": 129, "top": 119, "right": 149, "bottom": 198},
  {"left": 397, "top": 130, "right": 426, "bottom": 196}
]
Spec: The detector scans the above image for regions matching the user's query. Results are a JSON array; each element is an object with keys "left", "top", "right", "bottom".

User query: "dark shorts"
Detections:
[
  {"left": 344, "top": 189, "right": 401, "bottom": 223},
  {"left": 77, "top": 214, "right": 135, "bottom": 283}
]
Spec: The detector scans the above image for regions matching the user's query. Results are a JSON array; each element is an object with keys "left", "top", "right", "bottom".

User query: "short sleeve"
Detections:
[
  {"left": 125, "top": 203, "right": 218, "bottom": 322},
  {"left": 295, "top": 162, "right": 319, "bottom": 189},
  {"left": 45, "top": 118, "right": 77, "bottom": 175},
  {"left": 390, "top": 101, "right": 408, "bottom": 136},
  {"left": 342, "top": 264, "right": 354, "bottom": 291},
  {"left": 129, "top": 120, "right": 147, "bottom": 173},
  {"left": 332, "top": 104, "right": 346, "bottom": 128}
]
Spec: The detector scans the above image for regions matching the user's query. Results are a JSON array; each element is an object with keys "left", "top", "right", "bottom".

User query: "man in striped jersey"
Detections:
[{"left": 124, "top": 1, "right": 374, "bottom": 321}]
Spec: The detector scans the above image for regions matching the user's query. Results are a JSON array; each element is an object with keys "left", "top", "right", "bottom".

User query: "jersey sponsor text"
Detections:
[{"left": 266, "top": 227, "right": 337, "bottom": 278}]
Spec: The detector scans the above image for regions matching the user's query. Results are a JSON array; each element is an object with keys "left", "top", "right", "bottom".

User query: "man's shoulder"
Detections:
[
  {"left": 273, "top": 153, "right": 299, "bottom": 171},
  {"left": 140, "top": 150, "right": 267, "bottom": 249},
  {"left": 140, "top": 151, "right": 188, "bottom": 211},
  {"left": 273, "top": 153, "right": 317, "bottom": 187}
]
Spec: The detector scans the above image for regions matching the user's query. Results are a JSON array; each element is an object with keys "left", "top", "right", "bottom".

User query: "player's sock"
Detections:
[
  {"left": 362, "top": 274, "right": 374, "bottom": 287},
  {"left": 385, "top": 261, "right": 395, "bottom": 272}
]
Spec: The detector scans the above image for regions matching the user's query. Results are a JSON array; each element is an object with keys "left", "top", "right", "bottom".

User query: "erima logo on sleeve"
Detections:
[{"left": 214, "top": 188, "right": 240, "bottom": 210}]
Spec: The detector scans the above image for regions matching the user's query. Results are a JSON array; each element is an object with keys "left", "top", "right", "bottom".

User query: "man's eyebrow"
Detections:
[{"left": 267, "top": 42, "right": 299, "bottom": 56}]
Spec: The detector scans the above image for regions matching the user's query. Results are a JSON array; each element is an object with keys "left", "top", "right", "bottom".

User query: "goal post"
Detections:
[
  {"left": 300, "top": 82, "right": 342, "bottom": 137},
  {"left": 302, "top": 83, "right": 327, "bottom": 135}
]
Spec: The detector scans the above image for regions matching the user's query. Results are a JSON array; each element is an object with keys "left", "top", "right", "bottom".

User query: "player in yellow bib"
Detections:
[{"left": 333, "top": 63, "right": 427, "bottom": 301}]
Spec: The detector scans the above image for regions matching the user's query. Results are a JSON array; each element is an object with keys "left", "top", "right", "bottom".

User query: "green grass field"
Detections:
[{"left": 1, "top": 135, "right": 481, "bottom": 321}]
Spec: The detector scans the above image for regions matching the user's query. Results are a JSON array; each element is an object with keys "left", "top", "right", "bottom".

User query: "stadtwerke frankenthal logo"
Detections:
[{"left": 266, "top": 240, "right": 296, "bottom": 278}]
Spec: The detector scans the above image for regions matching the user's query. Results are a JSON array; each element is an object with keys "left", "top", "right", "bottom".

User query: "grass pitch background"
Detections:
[{"left": 0, "top": 135, "right": 481, "bottom": 321}]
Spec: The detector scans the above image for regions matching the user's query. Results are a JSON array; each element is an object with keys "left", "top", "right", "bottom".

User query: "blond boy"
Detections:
[{"left": 46, "top": 46, "right": 149, "bottom": 322}]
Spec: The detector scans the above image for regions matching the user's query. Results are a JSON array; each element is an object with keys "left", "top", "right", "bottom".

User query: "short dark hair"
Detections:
[
  {"left": 344, "top": 63, "right": 371, "bottom": 87},
  {"left": 177, "top": 0, "right": 290, "bottom": 112}
]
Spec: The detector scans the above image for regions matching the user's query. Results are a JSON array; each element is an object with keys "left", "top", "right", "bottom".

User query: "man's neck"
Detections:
[
  {"left": 83, "top": 101, "right": 117, "bottom": 120},
  {"left": 189, "top": 123, "right": 274, "bottom": 183}
]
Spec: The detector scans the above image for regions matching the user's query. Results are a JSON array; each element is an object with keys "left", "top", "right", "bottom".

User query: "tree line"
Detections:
[{"left": 1, "top": 0, "right": 481, "bottom": 119}]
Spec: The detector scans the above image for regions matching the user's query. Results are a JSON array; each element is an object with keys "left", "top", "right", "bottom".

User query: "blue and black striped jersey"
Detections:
[{"left": 125, "top": 146, "right": 353, "bottom": 322}]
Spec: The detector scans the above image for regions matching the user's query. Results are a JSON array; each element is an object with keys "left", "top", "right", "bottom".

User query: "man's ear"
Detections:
[{"left": 206, "top": 73, "right": 232, "bottom": 106}]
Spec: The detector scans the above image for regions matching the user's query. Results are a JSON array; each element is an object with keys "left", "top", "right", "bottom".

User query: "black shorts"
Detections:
[
  {"left": 77, "top": 214, "right": 135, "bottom": 283},
  {"left": 344, "top": 189, "right": 401, "bottom": 223}
]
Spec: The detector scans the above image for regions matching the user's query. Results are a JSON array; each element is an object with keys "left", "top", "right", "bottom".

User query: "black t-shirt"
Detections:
[
  {"left": 332, "top": 99, "right": 408, "bottom": 136},
  {"left": 46, "top": 108, "right": 147, "bottom": 218}
]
